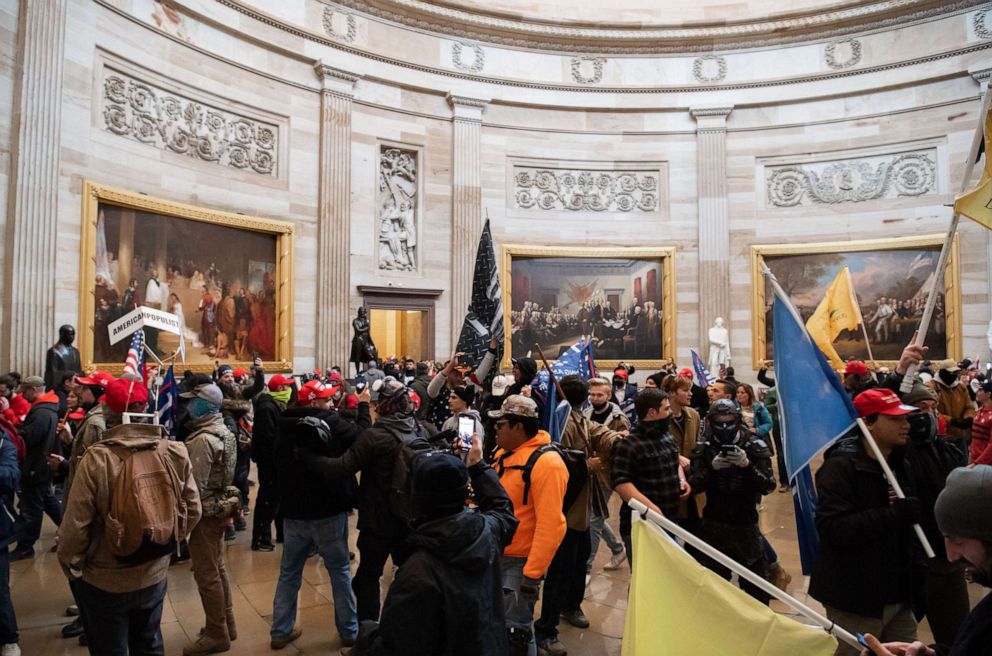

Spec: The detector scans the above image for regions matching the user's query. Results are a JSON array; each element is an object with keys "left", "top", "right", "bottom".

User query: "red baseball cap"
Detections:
[
  {"left": 104, "top": 378, "right": 149, "bottom": 413},
  {"left": 853, "top": 389, "right": 916, "bottom": 418},
  {"left": 844, "top": 360, "right": 869, "bottom": 376},
  {"left": 409, "top": 390, "right": 422, "bottom": 410},
  {"left": 267, "top": 374, "right": 293, "bottom": 391},
  {"left": 298, "top": 380, "right": 335, "bottom": 405},
  {"left": 613, "top": 369, "right": 629, "bottom": 379},
  {"left": 678, "top": 368, "right": 694, "bottom": 378},
  {"left": 75, "top": 371, "right": 115, "bottom": 388}
]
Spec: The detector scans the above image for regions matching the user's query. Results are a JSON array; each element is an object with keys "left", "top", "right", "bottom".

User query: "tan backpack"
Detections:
[{"left": 104, "top": 440, "right": 188, "bottom": 563}]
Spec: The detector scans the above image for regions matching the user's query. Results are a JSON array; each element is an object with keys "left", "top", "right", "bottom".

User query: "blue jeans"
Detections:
[
  {"left": 501, "top": 556, "right": 537, "bottom": 656},
  {"left": 0, "top": 549, "right": 17, "bottom": 644},
  {"left": 76, "top": 578, "right": 167, "bottom": 656},
  {"left": 587, "top": 511, "right": 624, "bottom": 572},
  {"left": 271, "top": 514, "right": 358, "bottom": 640},
  {"left": 16, "top": 481, "right": 61, "bottom": 551}
]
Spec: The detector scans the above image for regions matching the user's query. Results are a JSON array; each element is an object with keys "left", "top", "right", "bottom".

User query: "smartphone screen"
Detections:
[{"left": 457, "top": 416, "right": 474, "bottom": 452}]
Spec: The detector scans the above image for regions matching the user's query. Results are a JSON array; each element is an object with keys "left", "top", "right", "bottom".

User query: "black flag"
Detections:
[{"left": 456, "top": 220, "right": 503, "bottom": 381}]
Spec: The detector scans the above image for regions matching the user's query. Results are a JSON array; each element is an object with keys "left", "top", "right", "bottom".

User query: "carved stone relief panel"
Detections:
[
  {"left": 692, "top": 55, "right": 727, "bottom": 83},
  {"left": 974, "top": 8, "right": 992, "bottom": 39},
  {"left": 378, "top": 146, "right": 419, "bottom": 271},
  {"left": 825, "top": 38, "right": 862, "bottom": 69},
  {"left": 766, "top": 149, "right": 937, "bottom": 207},
  {"left": 452, "top": 41, "right": 485, "bottom": 72},
  {"left": 512, "top": 165, "right": 660, "bottom": 212},
  {"left": 571, "top": 57, "right": 605, "bottom": 84},
  {"left": 322, "top": 7, "right": 357, "bottom": 42},
  {"left": 101, "top": 68, "right": 278, "bottom": 175}
]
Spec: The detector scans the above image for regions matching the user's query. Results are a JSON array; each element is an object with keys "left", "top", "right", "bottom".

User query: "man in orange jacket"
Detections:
[{"left": 492, "top": 395, "right": 568, "bottom": 656}]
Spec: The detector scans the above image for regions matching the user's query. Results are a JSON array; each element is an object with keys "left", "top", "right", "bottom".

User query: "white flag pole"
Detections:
[
  {"left": 900, "top": 79, "right": 992, "bottom": 392},
  {"left": 854, "top": 418, "right": 935, "bottom": 558},
  {"left": 628, "top": 500, "right": 862, "bottom": 651}
]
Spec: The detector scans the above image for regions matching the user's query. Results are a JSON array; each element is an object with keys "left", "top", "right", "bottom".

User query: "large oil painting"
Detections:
[
  {"left": 79, "top": 182, "right": 294, "bottom": 372},
  {"left": 751, "top": 235, "right": 961, "bottom": 369},
  {"left": 502, "top": 245, "right": 675, "bottom": 369}
]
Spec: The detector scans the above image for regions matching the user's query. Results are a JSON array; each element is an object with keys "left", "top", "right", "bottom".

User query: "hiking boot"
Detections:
[
  {"left": 270, "top": 626, "right": 302, "bottom": 650},
  {"left": 604, "top": 551, "right": 627, "bottom": 571},
  {"left": 537, "top": 638, "right": 568, "bottom": 656},
  {"left": 65, "top": 605, "right": 79, "bottom": 617},
  {"left": 182, "top": 635, "right": 230, "bottom": 655},
  {"left": 770, "top": 564, "right": 792, "bottom": 591},
  {"left": 561, "top": 609, "right": 589, "bottom": 629},
  {"left": 61, "top": 618, "right": 84, "bottom": 638}
]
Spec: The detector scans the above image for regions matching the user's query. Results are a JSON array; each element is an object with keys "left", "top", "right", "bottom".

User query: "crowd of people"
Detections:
[{"left": 0, "top": 332, "right": 989, "bottom": 656}]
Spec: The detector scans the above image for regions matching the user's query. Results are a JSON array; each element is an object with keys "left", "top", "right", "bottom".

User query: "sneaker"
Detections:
[
  {"left": 61, "top": 618, "right": 85, "bottom": 638},
  {"left": 1, "top": 643, "right": 21, "bottom": 656},
  {"left": 536, "top": 638, "right": 568, "bottom": 656},
  {"left": 8, "top": 548, "right": 33, "bottom": 562},
  {"left": 251, "top": 540, "right": 275, "bottom": 552},
  {"left": 224, "top": 525, "right": 236, "bottom": 541},
  {"left": 604, "top": 551, "right": 627, "bottom": 571},
  {"left": 270, "top": 626, "right": 302, "bottom": 650},
  {"left": 561, "top": 609, "right": 590, "bottom": 629}
]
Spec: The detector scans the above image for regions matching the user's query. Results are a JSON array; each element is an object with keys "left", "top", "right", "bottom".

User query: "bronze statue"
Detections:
[
  {"left": 350, "top": 307, "right": 378, "bottom": 376},
  {"left": 45, "top": 324, "right": 83, "bottom": 390}
]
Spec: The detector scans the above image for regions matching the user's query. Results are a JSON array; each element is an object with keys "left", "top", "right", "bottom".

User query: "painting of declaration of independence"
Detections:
[
  {"left": 754, "top": 236, "right": 961, "bottom": 367},
  {"left": 504, "top": 247, "right": 674, "bottom": 364},
  {"left": 88, "top": 198, "right": 282, "bottom": 366}
]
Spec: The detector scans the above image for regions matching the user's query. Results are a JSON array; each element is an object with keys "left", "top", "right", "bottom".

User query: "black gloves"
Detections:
[{"left": 519, "top": 576, "right": 542, "bottom": 606}]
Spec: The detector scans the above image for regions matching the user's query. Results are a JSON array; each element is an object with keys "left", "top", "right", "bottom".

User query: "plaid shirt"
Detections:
[{"left": 610, "top": 420, "right": 682, "bottom": 533}]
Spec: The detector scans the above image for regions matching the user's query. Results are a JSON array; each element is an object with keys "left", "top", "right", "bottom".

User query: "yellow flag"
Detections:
[
  {"left": 805, "top": 267, "right": 861, "bottom": 370},
  {"left": 954, "top": 109, "right": 992, "bottom": 230},
  {"left": 622, "top": 520, "right": 837, "bottom": 656}
]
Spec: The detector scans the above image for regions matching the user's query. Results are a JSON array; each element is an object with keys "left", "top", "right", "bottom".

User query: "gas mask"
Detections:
[{"left": 907, "top": 410, "right": 938, "bottom": 442}]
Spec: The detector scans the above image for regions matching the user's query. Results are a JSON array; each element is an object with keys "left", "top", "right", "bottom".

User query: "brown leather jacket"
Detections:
[{"left": 561, "top": 409, "right": 623, "bottom": 530}]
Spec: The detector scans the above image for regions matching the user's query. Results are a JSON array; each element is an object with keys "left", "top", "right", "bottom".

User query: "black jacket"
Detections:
[
  {"left": 904, "top": 416, "right": 966, "bottom": 560},
  {"left": 809, "top": 440, "right": 925, "bottom": 619},
  {"left": 357, "top": 463, "right": 518, "bottom": 656},
  {"left": 408, "top": 375, "right": 433, "bottom": 420},
  {"left": 20, "top": 396, "right": 59, "bottom": 486},
  {"left": 252, "top": 392, "right": 285, "bottom": 468},
  {"left": 935, "top": 591, "right": 992, "bottom": 656},
  {"left": 310, "top": 413, "right": 422, "bottom": 539},
  {"left": 275, "top": 404, "right": 370, "bottom": 520},
  {"left": 689, "top": 431, "right": 775, "bottom": 525}
]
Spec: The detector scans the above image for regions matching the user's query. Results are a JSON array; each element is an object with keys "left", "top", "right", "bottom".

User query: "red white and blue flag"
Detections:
[
  {"left": 689, "top": 348, "right": 716, "bottom": 389},
  {"left": 122, "top": 329, "right": 145, "bottom": 381},
  {"left": 156, "top": 365, "right": 178, "bottom": 439}
]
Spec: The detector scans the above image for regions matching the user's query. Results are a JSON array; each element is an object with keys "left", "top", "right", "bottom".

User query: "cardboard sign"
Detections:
[{"left": 108, "top": 306, "right": 184, "bottom": 345}]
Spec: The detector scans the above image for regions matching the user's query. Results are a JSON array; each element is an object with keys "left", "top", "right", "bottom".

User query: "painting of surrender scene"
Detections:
[
  {"left": 753, "top": 236, "right": 961, "bottom": 367},
  {"left": 89, "top": 199, "right": 281, "bottom": 365},
  {"left": 504, "top": 246, "right": 675, "bottom": 366}
]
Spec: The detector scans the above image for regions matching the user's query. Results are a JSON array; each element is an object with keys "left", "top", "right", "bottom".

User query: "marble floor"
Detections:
[{"left": 9, "top": 465, "right": 989, "bottom": 655}]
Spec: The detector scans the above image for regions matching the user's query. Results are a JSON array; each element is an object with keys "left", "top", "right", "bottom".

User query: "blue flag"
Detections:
[
  {"left": 689, "top": 349, "right": 717, "bottom": 389},
  {"left": 156, "top": 365, "right": 178, "bottom": 439},
  {"left": 771, "top": 280, "right": 858, "bottom": 575},
  {"left": 534, "top": 340, "right": 595, "bottom": 443}
]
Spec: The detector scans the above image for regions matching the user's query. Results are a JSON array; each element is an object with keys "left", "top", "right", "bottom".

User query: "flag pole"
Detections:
[
  {"left": 854, "top": 418, "right": 936, "bottom": 558},
  {"left": 900, "top": 79, "right": 992, "bottom": 393},
  {"left": 846, "top": 268, "right": 877, "bottom": 366},
  {"left": 628, "top": 500, "right": 863, "bottom": 651}
]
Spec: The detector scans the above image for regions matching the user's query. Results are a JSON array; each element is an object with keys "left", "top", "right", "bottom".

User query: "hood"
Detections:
[
  {"left": 408, "top": 509, "right": 493, "bottom": 572},
  {"left": 100, "top": 423, "right": 169, "bottom": 449},
  {"left": 32, "top": 390, "right": 60, "bottom": 408},
  {"left": 458, "top": 408, "right": 483, "bottom": 423},
  {"left": 185, "top": 411, "right": 228, "bottom": 437}
]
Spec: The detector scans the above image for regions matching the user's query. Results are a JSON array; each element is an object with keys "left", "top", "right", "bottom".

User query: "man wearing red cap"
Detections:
[
  {"left": 58, "top": 378, "right": 200, "bottom": 656},
  {"left": 810, "top": 388, "right": 924, "bottom": 656},
  {"left": 610, "top": 366, "right": 639, "bottom": 427},
  {"left": 249, "top": 373, "right": 293, "bottom": 551},
  {"left": 843, "top": 360, "right": 877, "bottom": 399}
]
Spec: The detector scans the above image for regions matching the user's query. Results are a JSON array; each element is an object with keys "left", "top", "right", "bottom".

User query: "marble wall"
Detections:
[{"left": 1, "top": 0, "right": 990, "bottom": 376}]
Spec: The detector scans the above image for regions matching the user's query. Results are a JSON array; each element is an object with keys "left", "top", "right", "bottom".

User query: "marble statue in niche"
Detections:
[
  {"left": 708, "top": 317, "right": 731, "bottom": 372},
  {"left": 378, "top": 147, "right": 418, "bottom": 271}
]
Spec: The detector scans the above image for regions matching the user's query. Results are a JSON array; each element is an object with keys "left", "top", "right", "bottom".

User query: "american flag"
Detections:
[
  {"left": 690, "top": 348, "right": 717, "bottom": 388},
  {"left": 156, "top": 365, "right": 177, "bottom": 439},
  {"left": 455, "top": 219, "right": 503, "bottom": 382},
  {"left": 122, "top": 330, "right": 145, "bottom": 381}
]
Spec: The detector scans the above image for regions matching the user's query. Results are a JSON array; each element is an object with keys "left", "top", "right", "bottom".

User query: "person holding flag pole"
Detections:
[{"left": 899, "top": 76, "right": 992, "bottom": 393}]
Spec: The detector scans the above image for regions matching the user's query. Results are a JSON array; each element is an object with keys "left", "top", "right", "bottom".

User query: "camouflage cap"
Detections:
[{"left": 488, "top": 394, "right": 539, "bottom": 420}]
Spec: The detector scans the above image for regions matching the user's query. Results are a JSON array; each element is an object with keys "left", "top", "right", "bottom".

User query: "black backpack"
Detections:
[
  {"left": 388, "top": 423, "right": 436, "bottom": 522},
  {"left": 498, "top": 443, "right": 587, "bottom": 513}
]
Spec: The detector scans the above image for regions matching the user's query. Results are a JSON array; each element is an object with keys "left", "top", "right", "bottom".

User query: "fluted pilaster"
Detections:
[
  {"left": 314, "top": 63, "right": 361, "bottom": 369},
  {"left": 691, "top": 106, "right": 734, "bottom": 359},
  {"left": 3, "top": 0, "right": 68, "bottom": 373},
  {"left": 448, "top": 94, "right": 488, "bottom": 346}
]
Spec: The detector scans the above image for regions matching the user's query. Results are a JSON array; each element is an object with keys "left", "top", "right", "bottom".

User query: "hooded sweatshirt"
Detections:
[{"left": 21, "top": 390, "right": 60, "bottom": 486}]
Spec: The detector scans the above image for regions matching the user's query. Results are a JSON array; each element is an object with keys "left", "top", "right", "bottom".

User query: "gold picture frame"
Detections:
[
  {"left": 79, "top": 182, "right": 294, "bottom": 373},
  {"left": 501, "top": 244, "right": 676, "bottom": 371},
  {"left": 750, "top": 234, "right": 961, "bottom": 370}
]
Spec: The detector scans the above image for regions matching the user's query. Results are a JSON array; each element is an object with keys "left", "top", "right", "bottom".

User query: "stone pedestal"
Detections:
[
  {"left": 447, "top": 94, "right": 488, "bottom": 346},
  {"left": 691, "top": 105, "right": 733, "bottom": 360},
  {"left": 3, "top": 0, "right": 68, "bottom": 373},
  {"left": 314, "top": 63, "right": 361, "bottom": 369}
]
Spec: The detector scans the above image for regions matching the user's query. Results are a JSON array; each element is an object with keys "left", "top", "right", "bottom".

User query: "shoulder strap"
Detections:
[{"left": 520, "top": 445, "right": 554, "bottom": 505}]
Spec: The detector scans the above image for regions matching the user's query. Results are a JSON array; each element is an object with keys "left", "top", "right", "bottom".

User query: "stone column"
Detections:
[
  {"left": 447, "top": 94, "right": 488, "bottom": 347},
  {"left": 314, "top": 63, "right": 361, "bottom": 369},
  {"left": 690, "top": 106, "right": 734, "bottom": 360},
  {"left": 2, "top": 0, "right": 68, "bottom": 373}
]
